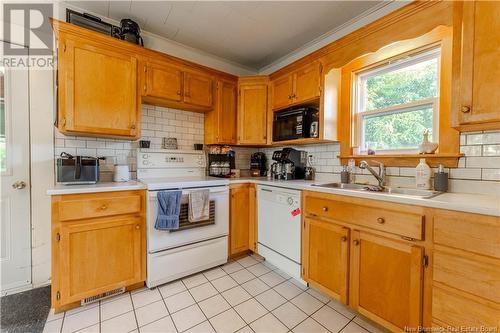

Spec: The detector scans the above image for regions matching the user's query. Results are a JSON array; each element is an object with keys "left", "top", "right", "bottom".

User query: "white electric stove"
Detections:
[{"left": 137, "top": 149, "right": 229, "bottom": 288}]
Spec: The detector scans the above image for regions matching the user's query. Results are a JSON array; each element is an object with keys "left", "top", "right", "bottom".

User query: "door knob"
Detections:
[{"left": 12, "top": 181, "right": 27, "bottom": 189}]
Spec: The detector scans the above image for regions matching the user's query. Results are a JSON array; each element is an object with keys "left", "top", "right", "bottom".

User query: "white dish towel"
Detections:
[{"left": 188, "top": 189, "right": 210, "bottom": 222}]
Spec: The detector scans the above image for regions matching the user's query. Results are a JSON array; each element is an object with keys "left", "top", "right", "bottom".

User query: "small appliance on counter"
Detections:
[
  {"left": 273, "top": 107, "right": 319, "bottom": 142},
  {"left": 113, "top": 164, "right": 130, "bottom": 182},
  {"left": 250, "top": 152, "right": 267, "bottom": 177},
  {"left": 208, "top": 146, "right": 235, "bottom": 178},
  {"left": 270, "top": 148, "right": 307, "bottom": 180},
  {"left": 56, "top": 152, "right": 105, "bottom": 185}
]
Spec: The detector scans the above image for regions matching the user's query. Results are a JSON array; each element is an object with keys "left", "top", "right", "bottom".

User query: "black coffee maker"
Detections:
[
  {"left": 250, "top": 152, "right": 267, "bottom": 177},
  {"left": 270, "top": 148, "right": 307, "bottom": 180}
]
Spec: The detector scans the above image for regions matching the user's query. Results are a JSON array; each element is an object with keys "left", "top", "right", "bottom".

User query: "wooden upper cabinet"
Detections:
[
  {"left": 350, "top": 231, "right": 424, "bottom": 332},
  {"left": 144, "top": 60, "right": 182, "bottom": 102},
  {"left": 237, "top": 77, "right": 268, "bottom": 145},
  {"left": 205, "top": 79, "right": 237, "bottom": 145},
  {"left": 294, "top": 62, "right": 321, "bottom": 103},
  {"left": 142, "top": 61, "right": 214, "bottom": 111},
  {"left": 272, "top": 75, "right": 293, "bottom": 110},
  {"left": 454, "top": 1, "right": 500, "bottom": 129},
  {"left": 57, "top": 216, "right": 143, "bottom": 304},
  {"left": 302, "top": 218, "right": 349, "bottom": 303},
  {"left": 271, "top": 61, "right": 321, "bottom": 110},
  {"left": 58, "top": 35, "right": 140, "bottom": 139},
  {"left": 183, "top": 71, "right": 214, "bottom": 109}
]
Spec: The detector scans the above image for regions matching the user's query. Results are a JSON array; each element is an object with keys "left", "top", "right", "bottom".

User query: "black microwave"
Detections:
[{"left": 272, "top": 107, "right": 319, "bottom": 142}]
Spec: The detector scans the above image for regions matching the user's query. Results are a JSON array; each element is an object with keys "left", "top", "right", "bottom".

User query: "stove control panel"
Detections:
[{"left": 137, "top": 149, "right": 206, "bottom": 169}]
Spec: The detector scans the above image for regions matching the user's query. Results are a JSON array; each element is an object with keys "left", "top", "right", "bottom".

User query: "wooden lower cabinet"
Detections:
[
  {"left": 51, "top": 190, "right": 146, "bottom": 312},
  {"left": 431, "top": 210, "right": 500, "bottom": 329},
  {"left": 350, "top": 230, "right": 424, "bottom": 332},
  {"left": 302, "top": 218, "right": 349, "bottom": 303},
  {"left": 229, "top": 183, "right": 256, "bottom": 256}
]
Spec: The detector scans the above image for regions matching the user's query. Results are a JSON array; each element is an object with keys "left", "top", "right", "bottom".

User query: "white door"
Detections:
[{"left": 1, "top": 42, "right": 32, "bottom": 293}]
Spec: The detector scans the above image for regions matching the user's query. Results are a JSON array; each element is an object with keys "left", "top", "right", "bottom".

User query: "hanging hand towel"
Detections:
[
  {"left": 188, "top": 189, "right": 210, "bottom": 222},
  {"left": 155, "top": 190, "right": 182, "bottom": 230}
]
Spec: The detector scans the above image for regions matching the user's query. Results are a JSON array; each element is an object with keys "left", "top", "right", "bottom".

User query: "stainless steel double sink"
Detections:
[{"left": 311, "top": 182, "right": 442, "bottom": 199}]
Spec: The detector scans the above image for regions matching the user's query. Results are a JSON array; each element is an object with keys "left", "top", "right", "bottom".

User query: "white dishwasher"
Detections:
[{"left": 257, "top": 185, "right": 304, "bottom": 282}]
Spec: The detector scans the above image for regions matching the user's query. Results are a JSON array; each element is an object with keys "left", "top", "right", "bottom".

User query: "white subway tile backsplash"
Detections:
[
  {"left": 54, "top": 105, "right": 205, "bottom": 180},
  {"left": 460, "top": 145, "right": 482, "bottom": 156},
  {"left": 449, "top": 168, "right": 482, "bottom": 180},
  {"left": 482, "top": 169, "right": 500, "bottom": 181},
  {"left": 466, "top": 156, "right": 500, "bottom": 169},
  {"left": 467, "top": 132, "right": 500, "bottom": 145},
  {"left": 483, "top": 144, "right": 500, "bottom": 156}
]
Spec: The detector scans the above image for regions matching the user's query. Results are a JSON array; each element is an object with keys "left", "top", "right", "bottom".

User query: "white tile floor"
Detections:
[{"left": 43, "top": 254, "right": 389, "bottom": 333}]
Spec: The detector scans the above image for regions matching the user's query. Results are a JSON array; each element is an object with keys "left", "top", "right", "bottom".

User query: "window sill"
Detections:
[{"left": 339, "top": 153, "right": 464, "bottom": 168}]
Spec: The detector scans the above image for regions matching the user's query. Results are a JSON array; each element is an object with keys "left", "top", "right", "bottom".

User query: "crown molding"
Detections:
[{"left": 258, "top": 1, "right": 409, "bottom": 75}]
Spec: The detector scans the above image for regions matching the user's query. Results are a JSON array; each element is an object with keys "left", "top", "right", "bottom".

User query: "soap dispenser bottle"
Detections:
[
  {"left": 433, "top": 164, "right": 448, "bottom": 192},
  {"left": 415, "top": 158, "right": 431, "bottom": 190}
]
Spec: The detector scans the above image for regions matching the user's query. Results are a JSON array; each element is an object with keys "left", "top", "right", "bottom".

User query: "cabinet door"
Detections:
[
  {"left": 56, "top": 216, "right": 143, "bottom": 305},
  {"left": 218, "top": 81, "right": 237, "bottom": 144},
  {"left": 271, "top": 75, "right": 293, "bottom": 110},
  {"left": 248, "top": 184, "right": 257, "bottom": 252},
  {"left": 183, "top": 71, "right": 214, "bottom": 109},
  {"left": 302, "top": 218, "right": 349, "bottom": 303},
  {"left": 350, "top": 230, "right": 424, "bottom": 332},
  {"left": 59, "top": 37, "right": 139, "bottom": 138},
  {"left": 238, "top": 84, "right": 268, "bottom": 145},
  {"left": 458, "top": 1, "right": 500, "bottom": 125},
  {"left": 293, "top": 62, "right": 321, "bottom": 104},
  {"left": 145, "top": 61, "right": 183, "bottom": 102},
  {"left": 230, "top": 184, "right": 250, "bottom": 256}
]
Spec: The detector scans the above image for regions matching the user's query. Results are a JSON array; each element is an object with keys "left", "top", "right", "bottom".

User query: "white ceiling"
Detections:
[{"left": 65, "top": 1, "right": 387, "bottom": 71}]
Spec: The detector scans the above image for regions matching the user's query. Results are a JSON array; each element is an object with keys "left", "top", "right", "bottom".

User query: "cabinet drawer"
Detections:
[
  {"left": 433, "top": 248, "right": 500, "bottom": 303},
  {"left": 304, "top": 195, "right": 424, "bottom": 240},
  {"left": 433, "top": 212, "right": 500, "bottom": 258},
  {"left": 432, "top": 285, "right": 500, "bottom": 328},
  {"left": 56, "top": 191, "right": 143, "bottom": 221}
]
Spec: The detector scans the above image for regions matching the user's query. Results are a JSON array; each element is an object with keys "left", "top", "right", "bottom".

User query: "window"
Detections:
[{"left": 353, "top": 48, "right": 440, "bottom": 154}]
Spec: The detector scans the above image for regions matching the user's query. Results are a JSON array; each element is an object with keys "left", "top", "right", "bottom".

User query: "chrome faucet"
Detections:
[{"left": 359, "top": 160, "right": 386, "bottom": 189}]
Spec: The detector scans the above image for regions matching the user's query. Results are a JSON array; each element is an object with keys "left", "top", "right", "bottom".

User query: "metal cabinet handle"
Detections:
[
  {"left": 12, "top": 181, "right": 27, "bottom": 189},
  {"left": 353, "top": 239, "right": 360, "bottom": 246},
  {"left": 377, "top": 217, "right": 385, "bottom": 224},
  {"left": 461, "top": 105, "right": 471, "bottom": 113}
]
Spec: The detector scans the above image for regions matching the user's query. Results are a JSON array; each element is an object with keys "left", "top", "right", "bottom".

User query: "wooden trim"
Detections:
[
  {"left": 339, "top": 153, "right": 463, "bottom": 168},
  {"left": 270, "top": 1, "right": 452, "bottom": 78},
  {"left": 338, "top": 26, "right": 460, "bottom": 167}
]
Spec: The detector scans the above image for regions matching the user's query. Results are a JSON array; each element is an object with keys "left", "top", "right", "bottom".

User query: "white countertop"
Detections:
[
  {"left": 46, "top": 178, "right": 500, "bottom": 216},
  {"left": 229, "top": 177, "right": 500, "bottom": 217},
  {"left": 46, "top": 181, "right": 146, "bottom": 195}
]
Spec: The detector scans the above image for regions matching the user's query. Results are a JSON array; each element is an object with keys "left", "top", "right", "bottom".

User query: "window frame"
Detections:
[
  {"left": 337, "top": 26, "right": 462, "bottom": 167},
  {"left": 352, "top": 47, "right": 442, "bottom": 155}
]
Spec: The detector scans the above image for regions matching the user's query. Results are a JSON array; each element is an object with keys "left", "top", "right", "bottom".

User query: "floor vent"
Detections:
[{"left": 81, "top": 287, "right": 125, "bottom": 306}]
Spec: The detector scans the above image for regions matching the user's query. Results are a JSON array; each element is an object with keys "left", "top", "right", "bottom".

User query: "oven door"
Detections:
[{"left": 147, "top": 186, "right": 229, "bottom": 253}]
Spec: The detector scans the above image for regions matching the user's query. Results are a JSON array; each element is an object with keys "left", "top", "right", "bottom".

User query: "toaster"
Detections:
[{"left": 56, "top": 152, "right": 105, "bottom": 185}]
